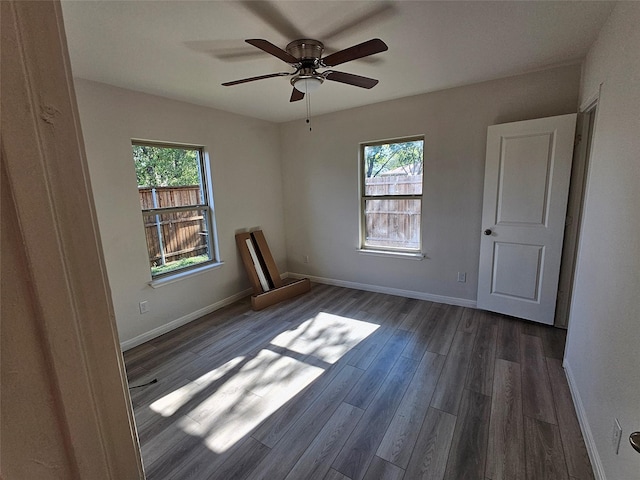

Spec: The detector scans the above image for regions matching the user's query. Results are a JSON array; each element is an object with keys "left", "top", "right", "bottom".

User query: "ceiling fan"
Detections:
[{"left": 222, "top": 37, "right": 388, "bottom": 102}]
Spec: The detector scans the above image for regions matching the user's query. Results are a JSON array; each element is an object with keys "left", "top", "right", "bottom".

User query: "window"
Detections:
[
  {"left": 360, "top": 137, "right": 424, "bottom": 253},
  {"left": 132, "top": 141, "right": 218, "bottom": 277}
]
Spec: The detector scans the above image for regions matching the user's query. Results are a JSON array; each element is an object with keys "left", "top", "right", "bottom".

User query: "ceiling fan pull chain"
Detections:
[{"left": 306, "top": 93, "right": 312, "bottom": 131}]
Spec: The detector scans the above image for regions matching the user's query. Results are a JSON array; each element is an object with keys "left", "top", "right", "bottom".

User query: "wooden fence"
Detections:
[
  {"left": 364, "top": 175, "right": 422, "bottom": 249},
  {"left": 139, "top": 186, "right": 208, "bottom": 266}
]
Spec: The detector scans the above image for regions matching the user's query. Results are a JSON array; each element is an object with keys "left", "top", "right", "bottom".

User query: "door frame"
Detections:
[
  {"left": 2, "top": 1, "right": 144, "bottom": 477},
  {"left": 555, "top": 91, "right": 600, "bottom": 328}
]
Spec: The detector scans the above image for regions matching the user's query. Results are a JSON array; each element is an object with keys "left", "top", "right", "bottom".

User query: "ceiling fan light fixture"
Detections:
[{"left": 292, "top": 76, "right": 323, "bottom": 93}]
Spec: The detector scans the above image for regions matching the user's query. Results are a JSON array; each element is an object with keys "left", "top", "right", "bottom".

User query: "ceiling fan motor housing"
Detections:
[
  {"left": 287, "top": 39, "right": 326, "bottom": 93},
  {"left": 286, "top": 39, "right": 324, "bottom": 65}
]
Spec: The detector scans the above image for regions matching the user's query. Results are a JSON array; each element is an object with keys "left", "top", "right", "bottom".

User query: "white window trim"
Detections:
[
  {"left": 359, "top": 135, "right": 425, "bottom": 254},
  {"left": 149, "top": 261, "right": 224, "bottom": 288},
  {"left": 132, "top": 141, "right": 221, "bottom": 279},
  {"left": 356, "top": 248, "right": 425, "bottom": 260}
]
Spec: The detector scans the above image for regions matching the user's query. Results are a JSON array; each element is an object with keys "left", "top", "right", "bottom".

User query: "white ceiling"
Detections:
[{"left": 61, "top": 1, "right": 614, "bottom": 123}]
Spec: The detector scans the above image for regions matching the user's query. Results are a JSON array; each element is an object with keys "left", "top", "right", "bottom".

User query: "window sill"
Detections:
[
  {"left": 356, "top": 249, "right": 425, "bottom": 260},
  {"left": 148, "top": 261, "right": 224, "bottom": 288}
]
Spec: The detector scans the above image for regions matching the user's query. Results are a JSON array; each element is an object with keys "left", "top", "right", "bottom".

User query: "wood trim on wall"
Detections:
[{"left": 1, "top": 1, "right": 144, "bottom": 478}]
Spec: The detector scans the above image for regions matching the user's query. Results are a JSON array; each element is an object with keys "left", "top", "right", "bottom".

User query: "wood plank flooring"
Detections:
[{"left": 124, "top": 283, "right": 594, "bottom": 480}]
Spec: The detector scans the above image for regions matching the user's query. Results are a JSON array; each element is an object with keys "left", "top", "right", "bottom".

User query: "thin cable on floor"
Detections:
[{"left": 129, "top": 378, "right": 158, "bottom": 389}]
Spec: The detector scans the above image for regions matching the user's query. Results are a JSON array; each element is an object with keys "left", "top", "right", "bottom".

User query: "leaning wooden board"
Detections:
[
  {"left": 251, "top": 230, "right": 282, "bottom": 288},
  {"left": 235, "top": 232, "right": 263, "bottom": 294},
  {"left": 235, "top": 230, "right": 310, "bottom": 310}
]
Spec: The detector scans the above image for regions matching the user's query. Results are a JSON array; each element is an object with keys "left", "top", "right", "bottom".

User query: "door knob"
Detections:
[
  {"left": 631, "top": 432, "right": 640, "bottom": 454},
  {"left": 484, "top": 229, "right": 493, "bottom": 236}
]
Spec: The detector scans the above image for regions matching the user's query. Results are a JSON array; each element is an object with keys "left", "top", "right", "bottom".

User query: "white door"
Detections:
[{"left": 477, "top": 114, "right": 577, "bottom": 324}]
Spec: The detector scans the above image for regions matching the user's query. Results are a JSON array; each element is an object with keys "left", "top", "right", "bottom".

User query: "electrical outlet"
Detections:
[
  {"left": 303, "top": 255, "right": 309, "bottom": 264},
  {"left": 612, "top": 418, "right": 622, "bottom": 454},
  {"left": 139, "top": 301, "right": 149, "bottom": 314},
  {"left": 457, "top": 272, "right": 466, "bottom": 283}
]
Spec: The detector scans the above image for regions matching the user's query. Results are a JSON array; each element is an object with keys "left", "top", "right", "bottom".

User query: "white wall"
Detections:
[
  {"left": 74, "top": 80, "right": 285, "bottom": 347},
  {"left": 564, "top": 3, "right": 640, "bottom": 479},
  {"left": 280, "top": 65, "right": 580, "bottom": 303}
]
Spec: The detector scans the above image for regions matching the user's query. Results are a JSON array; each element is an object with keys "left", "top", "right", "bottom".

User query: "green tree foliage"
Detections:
[
  {"left": 133, "top": 144, "right": 200, "bottom": 187},
  {"left": 364, "top": 140, "right": 423, "bottom": 178}
]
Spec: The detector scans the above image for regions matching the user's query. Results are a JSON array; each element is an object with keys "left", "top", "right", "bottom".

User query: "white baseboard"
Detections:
[
  {"left": 285, "top": 272, "right": 476, "bottom": 308},
  {"left": 120, "top": 288, "right": 253, "bottom": 351},
  {"left": 121, "top": 274, "right": 475, "bottom": 352},
  {"left": 563, "top": 359, "right": 606, "bottom": 480}
]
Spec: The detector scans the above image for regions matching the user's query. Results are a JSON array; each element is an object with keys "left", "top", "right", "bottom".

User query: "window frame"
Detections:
[
  {"left": 359, "top": 135, "right": 425, "bottom": 254},
  {"left": 132, "top": 140, "right": 220, "bottom": 279}
]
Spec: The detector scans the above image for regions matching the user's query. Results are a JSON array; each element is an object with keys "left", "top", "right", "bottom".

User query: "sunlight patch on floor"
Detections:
[
  {"left": 270, "top": 312, "right": 380, "bottom": 363},
  {"left": 183, "top": 349, "right": 324, "bottom": 453},
  {"left": 153, "top": 312, "right": 379, "bottom": 454},
  {"left": 150, "top": 356, "right": 246, "bottom": 417}
]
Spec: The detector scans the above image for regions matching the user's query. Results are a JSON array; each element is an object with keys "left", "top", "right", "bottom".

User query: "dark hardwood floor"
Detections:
[{"left": 124, "top": 283, "right": 594, "bottom": 480}]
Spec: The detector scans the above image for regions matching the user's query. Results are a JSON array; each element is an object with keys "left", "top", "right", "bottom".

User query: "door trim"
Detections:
[
  {"left": 2, "top": 1, "right": 144, "bottom": 477},
  {"left": 555, "top": 96, "right": 599, "bottom": 328}
]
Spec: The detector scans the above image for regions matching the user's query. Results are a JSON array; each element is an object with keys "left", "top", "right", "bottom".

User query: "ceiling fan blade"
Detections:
[
  {"left": 290, "top": 88, "right": 304, "bottom": 102},
  {"left": 246, "top": 39, "right": 298, "bottom": 64},
  {"left": 322, "top": 38, "right": 388, "bottom": 67},
  {"left": 320, "top": 3, "right": 395, "bottom": 41},
  {"left": 322, "top": 47, "right": 383, "bottom": 65},
  {"left": 324, "top": 71, "right": 379, "bottom": 89},
  {"left": 222, "top": 72, "right": 291, "bottom": 86},
  {"left": 240, "top": 1, "right": 304, "bottom": 40}
]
